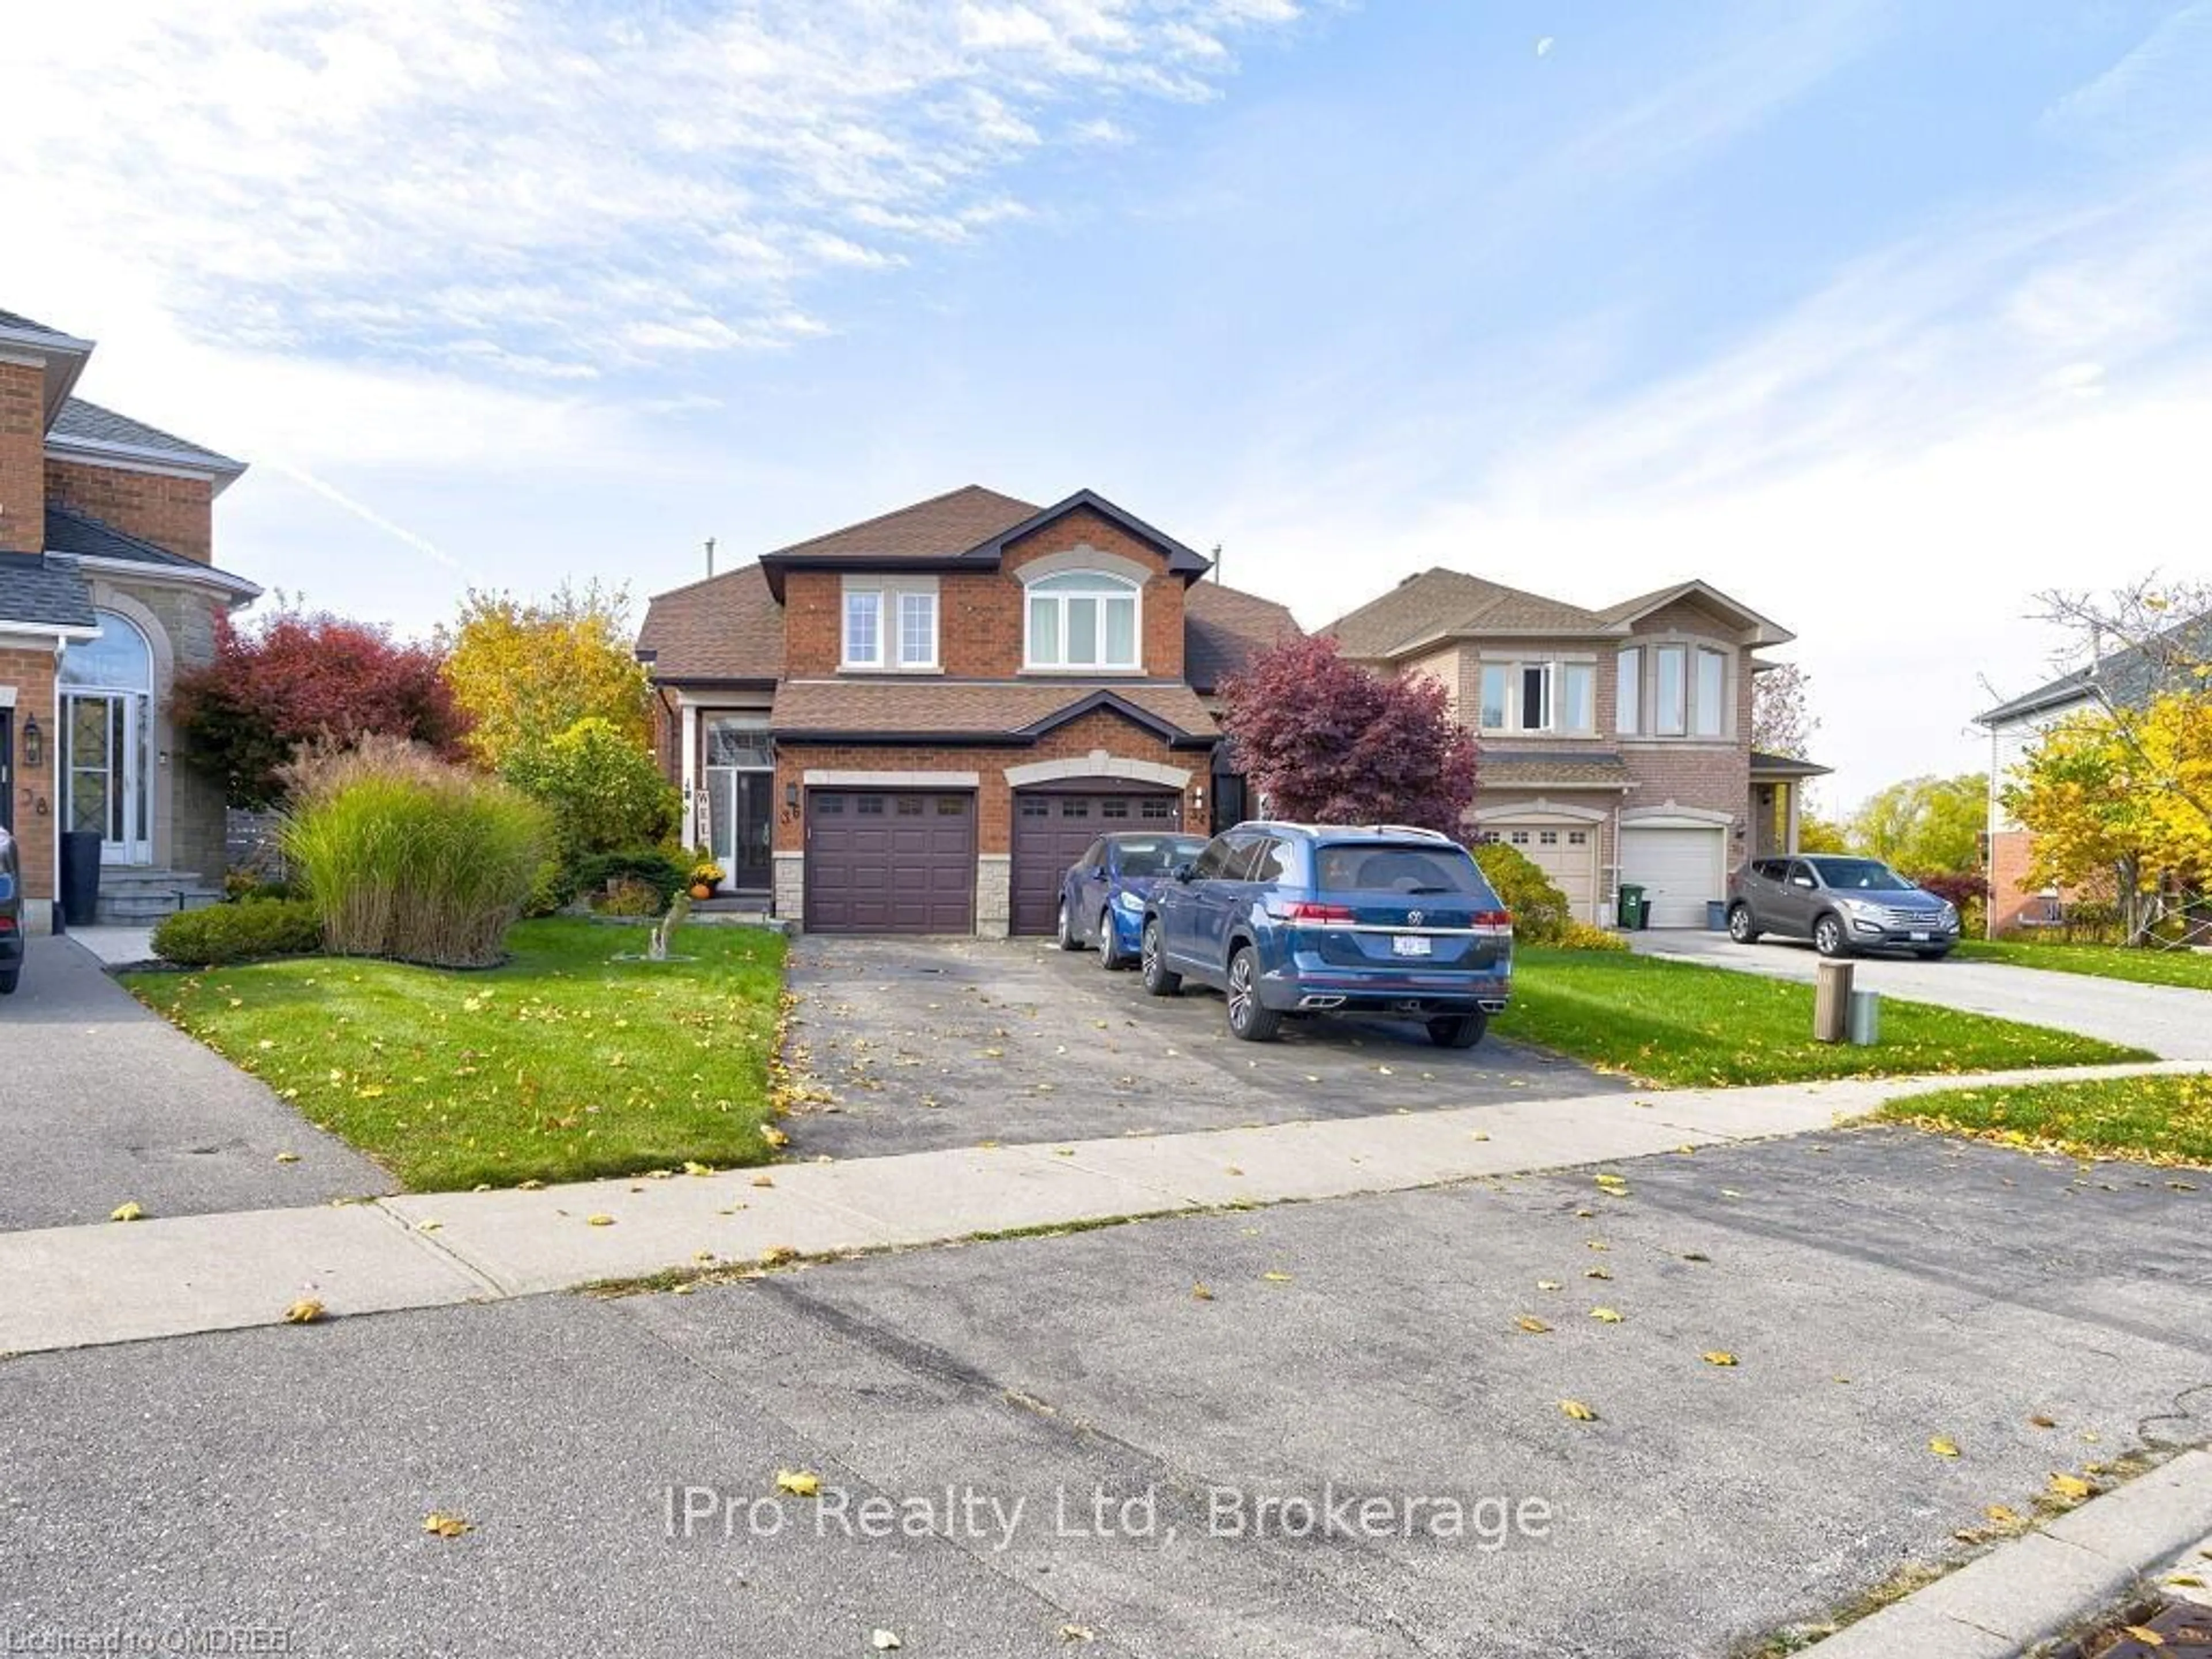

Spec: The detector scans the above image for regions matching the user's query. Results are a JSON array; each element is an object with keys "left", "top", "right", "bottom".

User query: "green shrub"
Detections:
[
  {"left": 1472, "top": 840, "right": 1571, "bottom": 944},
  {"left": 1556, "top": 918, "right": 1630, "bottom": 952},
  {"left": 281, "top": 736, "right": 552, "bottom": 968},
  {"left": 501, "top": 716, "right": 678, "bottom": 860},
  {"left": 593, "top": 876, "right": 666, "bottom": 916},
  {"left": 570, "top": 847, "right": 689, "bottom": 908},
  {"left": 153, "top": 899, "right": 323, "bottom": 967}
]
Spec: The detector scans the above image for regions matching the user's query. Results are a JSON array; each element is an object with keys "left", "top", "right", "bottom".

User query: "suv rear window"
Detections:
[{"left": 1315, "top": 843, "right": 1485, "bottom": 896}]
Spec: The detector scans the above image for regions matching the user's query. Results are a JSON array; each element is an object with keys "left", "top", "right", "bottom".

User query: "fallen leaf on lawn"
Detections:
[
  {"left": 284, "top": 1298, "right": 326, "bottom": 1324},
  {"left": 760, "top": 1125, "right": 790, "bottom": 1149},
  {"left": 586, "top": 1214, "right": 615, "bottom": 1227},
  {"left": 109, "top": 1202, "right": 144, "bottom": 1223},
  {"left": 274, "top": 1152, "right": 301, "bottom": 1164},
  {"left": 518, "top": 1179, "right": 545, "bottom": 1192},
  {"left": 2029, "top": 1413, "right": 2058, "bottom": 1429},
  {"left": 1191, "top": 1283, "right": 1215, "bottom": 1301},
  {"left": 2048, "top": 1472, "right": 2093, "bottom": 1501},
  {"left": 1514, "top": 1315, "right": 1552, "bottom": 1334},
  {"left": 1262, "top": 1271, "right": 1293, "bottom": 1283},
  {"left": 871, "top": 1630, "right": 901, "bottom": 1651},
  {"left": 1929, "top": 1437, "right": 1961, "bottom": 1458},
  {"left": 422, "top": 1512, "right": 472, "bottom": 1538},
  {"left": 751, "top": 1174, "right": 776, "bottom": 1188},
  {"left": 774, "top": 1469, "right": 822, "bottom": 1497},
  {"left": 1589, "top": 1307, "right": 1624, "bottom": 1324},
  {"left": 683, "top": 1161, "right": 715, "bottom": 1177},
  {"left": 1559, "top": 1400, "right": 1599, "bottom": 1422},
  {"left": 760, "top": 1245, "right": 798, "bottom": 1266},
  {"left": 1702, "top": 1351, "right": 1738, "bottom": 1367}
]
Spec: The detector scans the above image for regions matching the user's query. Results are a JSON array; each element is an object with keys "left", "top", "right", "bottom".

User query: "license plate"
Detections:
[
  {"left": 1908, "top": 931, "right": 1929, "bottom": 942},
  {"left": 1392, "top": 934, "right": 1432, "bottom": 958}
]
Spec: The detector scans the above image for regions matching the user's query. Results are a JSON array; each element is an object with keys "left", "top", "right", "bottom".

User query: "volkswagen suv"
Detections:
[
  {"left": 1727, "top": 854, "right": 1960, "bottom": 959},
  {"left": 1139, "top": 823, "right": 1513, "bottom": 1046}
]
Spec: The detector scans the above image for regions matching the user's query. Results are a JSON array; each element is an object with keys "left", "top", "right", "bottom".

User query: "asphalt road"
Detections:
[
  {"left": 5, "top": 1126, "right": 2206, "bottom": 1658},
  {"left": 1634, "top": 932, "right": 2212, "bottom": 1059},
  {"left": 782, "top": 935, "right": 1620, "bottom": 1160},
  {"left": 0, "top": 937, "right": 392, "bottom": 1230}
]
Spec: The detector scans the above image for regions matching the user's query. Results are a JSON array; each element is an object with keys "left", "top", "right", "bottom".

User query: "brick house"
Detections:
[
  {"left": 637, "top": 486, "right": 1296, "bottom": 935},
  {"left": 0, "top": 308, "right": 255, "bottom": 931},
  {"left": 1326, "top": 569, "right": 1823, "bottom": 927}
]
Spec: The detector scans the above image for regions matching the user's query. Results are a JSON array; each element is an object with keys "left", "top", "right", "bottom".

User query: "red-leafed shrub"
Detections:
[
  {"left": 173, "top": 607, "right": 471, "bottom": 808},
  {"left": 1907, "top": 870, "right": 1983, "bottom": 911},
  {"left": 1219, "top": 635, "right": 1478, "bottom": 834}
]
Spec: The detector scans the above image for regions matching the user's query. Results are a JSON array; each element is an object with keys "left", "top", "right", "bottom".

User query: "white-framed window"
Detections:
[
  {"left": 1654, "top": 645, "right": 1687, "bottom": 736},
  {"left": 842, "top": 578, "right": 938, "bottom": 671},
  {"left": 1026, "top": 570, "right": 1139, "bottom": 671},
  {"left": 1693, "top": 647, "right": 1727, "bottom": 737},
  {"left": 1617, "top": 641, "right": 1732, "bottom": 737},
  {"left": 1477, "top": 657, "right": 1595, "bottom": 734},
  {"left": 1616, "top": 649, "right": 1641, "bottom": 734}
]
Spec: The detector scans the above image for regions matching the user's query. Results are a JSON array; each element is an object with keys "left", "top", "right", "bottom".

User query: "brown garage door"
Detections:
[
  {"left": 1010, "top": 787, "right": 1182, "bottom": 936},
  {"left": 805, "top": 790, "right": 976, "bottom": 934}
]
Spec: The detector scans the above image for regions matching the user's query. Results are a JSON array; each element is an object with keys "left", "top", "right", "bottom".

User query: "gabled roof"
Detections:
[
  {"left": 1184, "top": 579, "right": 1301, "bottom": 692},
  {"left": 964, "top": 489, "right": 1212, "bottom": 578},
  {"left": 1976, "top": 612, "right": 2212, "bottom": 727},
  {"left": 43, "top": 503, "right": 260, "bottom": 598},
  {"left": 768, "top": 680, "right": 1218, "bottom": 745},
  {"left": 1325, "top": 569, "right": 1609, "bottom": 659},
  {"left": 0, "top": 554, "right": 96, "bottom": 632},
  {"left": 637, "top": 562, "right": 783, "bottom": 684},
  {"left": 49, "top": 397, "right": 246, "bottom": 485},
  {"left": 0, "top": 308, "right": 84, "bottom": 344},
  {"left": 1597, "top": 579, "right": 1793, "bottom": 647},
  {"left": 0, "top": 307, "right": 94, "bottom": 423},
  {"left": 767, "top": 484, "right": 1038, "bottom": 562}
]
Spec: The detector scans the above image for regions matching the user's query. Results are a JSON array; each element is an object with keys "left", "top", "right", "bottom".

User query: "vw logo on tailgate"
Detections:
[{"left": 1407, "top": 910, "right": 1425, "bottom": 927}]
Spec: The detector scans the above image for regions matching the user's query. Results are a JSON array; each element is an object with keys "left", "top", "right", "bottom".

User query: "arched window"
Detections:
[
  {"left": 60, "top": 609, "right": 153, "bottom": 691},
  {"left": 1025, "top": 571, "right": 1141, "bottom": 671}
]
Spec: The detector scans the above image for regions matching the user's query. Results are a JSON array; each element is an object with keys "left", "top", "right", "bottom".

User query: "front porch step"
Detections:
[{"left": 92, "top": 869, "right": 224, "bottom": 927}]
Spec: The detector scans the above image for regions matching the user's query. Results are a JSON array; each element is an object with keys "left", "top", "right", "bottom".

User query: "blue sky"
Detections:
[{"left": 10, "top": 1, "right": 2212, "bottom": 810}]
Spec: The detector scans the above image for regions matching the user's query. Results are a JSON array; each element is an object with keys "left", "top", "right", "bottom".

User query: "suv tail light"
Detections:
[
  {"left": 0, "top": 916, "right": 15, "bottom": 934},
  {"left": 1471, "top": 909, "right": 1513, "bottom": 933},
  {"left": 1279, "top": 900, "right": 1358, "bottom": 925}
]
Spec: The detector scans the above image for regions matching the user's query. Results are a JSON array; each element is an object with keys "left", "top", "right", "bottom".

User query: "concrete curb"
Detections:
[
  {"left": 1800, "top": 1450, "right": 2212, "bottom": 1657},
  {"left": 0, "top": 1058, "right": 2203, "bottom": 1357}
]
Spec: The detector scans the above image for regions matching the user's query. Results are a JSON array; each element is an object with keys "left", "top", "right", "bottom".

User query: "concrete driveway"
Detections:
[
  {"left": 0, "top": 937, "right": 392, "bottom": 1230},
  {"left": 783, "top": 935, "right": 1621, "bottom": 1160},
  {"left": 3, "top": 1126, "right": 2206, "bottom": 1658},
  {"left": 1634, "top": 931, "right": 2212, "bottom": 1059}
]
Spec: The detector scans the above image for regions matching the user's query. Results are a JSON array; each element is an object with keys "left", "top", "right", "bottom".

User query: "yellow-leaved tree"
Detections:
[{"left": 442, "top": 582, "right": 653, "bottom": 769}]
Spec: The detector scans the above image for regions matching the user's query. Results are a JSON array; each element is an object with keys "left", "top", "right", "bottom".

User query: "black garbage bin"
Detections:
[{"left": 60, "top": 831, "right": 101, "bottom": 929}]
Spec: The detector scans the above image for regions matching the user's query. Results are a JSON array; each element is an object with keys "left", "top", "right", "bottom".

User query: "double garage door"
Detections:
[
  {"left": 804, "top": 790, "right": 976, "bottom": 934},
  {"left": 1009, "top": 787, "right": 1182, "bottom": 936}
]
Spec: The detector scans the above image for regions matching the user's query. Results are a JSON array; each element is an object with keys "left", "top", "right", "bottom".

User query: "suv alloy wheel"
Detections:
[
  {"left": 1727, "top": 902, "right": 1760, "bottom": 944},
  {"left": 1141, "top": 919, "right": 1181, "bottom": 996},
  {"left": 1813, "top": 914, "right": 1849, "bottom": 958},
  {"left": 1224, "top": 945, "right": 1282, "bottom": 1043}
]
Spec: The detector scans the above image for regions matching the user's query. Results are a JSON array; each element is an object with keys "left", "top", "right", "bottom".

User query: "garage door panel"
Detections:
[
  {"left": 1621, "top": 825, "right": 1724, "bottom": 929},
  {"left": 1010, "top": 788, "right": 1181, "bottom": 935},
  {"left": 1483, "top": 822, "right": 1601, "bottom": 925},
  {"left": 806, "top": 790, "right": 975, "bottom": 934}
]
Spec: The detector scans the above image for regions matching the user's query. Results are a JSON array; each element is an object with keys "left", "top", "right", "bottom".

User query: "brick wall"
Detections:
[
  {"left": 773, "top": 708, "right": 1206, "bottom": 856},
  {"left": 1987, "top": 827, "right": 2054, "bottom": 935},
  {"left": 0, "top": 360, "right": 44, "bottom": 555},
  {"left": 780, "top": 507, "right": 1187, "bottom": 680},
  {"left": 45, "top": 459, "right": 214, "bottom": 563},
  {"left": 1, "top": 643, "right": 59, "bottom": 911}
]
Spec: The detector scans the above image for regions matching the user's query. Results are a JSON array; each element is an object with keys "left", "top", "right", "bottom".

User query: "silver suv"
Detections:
[{"left": 1727, "top": 855, "right": 1959, "bottom": 960}]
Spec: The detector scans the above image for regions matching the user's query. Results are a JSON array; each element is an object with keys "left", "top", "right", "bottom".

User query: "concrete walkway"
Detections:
[
  {"left": 1634, "top": 931, "right": 2212, "bottom": 1059},
  {"left": 0, "top": 937, "right": 394, "bottom": 1231},
  {"left": 2, "top": 1055, "right": 2198, "bottom": 1357}
]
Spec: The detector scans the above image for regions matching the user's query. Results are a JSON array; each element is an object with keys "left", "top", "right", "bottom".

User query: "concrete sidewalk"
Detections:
[{"left": 3, "top": 1056, "right": 2198, "bottom": 1358}]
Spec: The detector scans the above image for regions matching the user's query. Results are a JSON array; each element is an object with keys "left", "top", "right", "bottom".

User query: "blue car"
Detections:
[
  {"left": 1058, "top": 831, "right": 1211, "bottom": 969},
  {"left": 0, "top": 825, "right": 21, "bottom": 996},
  {"left": 1141, "top": 823, "right": 1512, "bottom": 1047}
]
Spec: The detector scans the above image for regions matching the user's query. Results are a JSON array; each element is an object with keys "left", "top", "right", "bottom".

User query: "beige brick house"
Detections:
[
  {"left": 1327, "top": 570, "right": 1824, "bottom": 927},
  {"left": 638, "top": 486, "right": 1296, "bottom": 936},
  {"left": 1, "top": 308, "right": 255, "bottom": 931}
]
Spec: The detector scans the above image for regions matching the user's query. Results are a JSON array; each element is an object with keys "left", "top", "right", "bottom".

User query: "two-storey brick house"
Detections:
[
  {"left": 1, "top": 308, "right": 256, "bottom": 931},
  {"left": 1327, "top": 569, "right": 1823, "bottom": 926},
  {"left": 638, "top": 486, "right": 1296, "bottom": 935}
]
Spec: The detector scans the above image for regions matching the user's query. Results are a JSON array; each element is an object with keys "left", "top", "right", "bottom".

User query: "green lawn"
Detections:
[
  {"left": 1952, "top": 938, "right": 2212, "bottom": 991},
  {"left": 1883, "top": 1074, "right": 2212, "bottom": 1167},
  {"left": 126, "top": 918, "right": 787, "bottom": 1191},
  {"left": 1494, "top": 948, "right": 2149, "bottom": 1087}
]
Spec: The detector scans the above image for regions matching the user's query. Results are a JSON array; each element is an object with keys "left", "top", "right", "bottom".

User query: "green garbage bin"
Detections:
[{"left": 1616, "top": 883, "right": 1646, "bottom": 929}]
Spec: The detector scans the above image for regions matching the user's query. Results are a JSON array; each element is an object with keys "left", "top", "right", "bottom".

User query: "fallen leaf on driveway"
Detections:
[
  {"left": 518, "top": 1179, "right": 545, "bottom": 1192},
  {"left": 1059, "top": 1626, "right": 1096, "bottom": 1643},
  {"left": 1536, "top": 1280, "right": 1562, "bottom": 1291},
  {"left": 586, "top": 1214, "right": 615, "bottom": 1227},
  {"left": 2121, "top": 1628, "right": 2165, "bottom": 1647},
  {"left": 1585, "top": 1266, "right": 1612, "bottom": 1281},
  {"left": 760, "top": 1125, "right": 790, "bottom": 1149},
  {"left": 1262, "top": 1271, "right": 1293, "bottom": 1283},
  {"left": 422, "top": 1512, "right": 472, "bottom": 1538},
  {"left": 1680, "top": 1252, "right": 1711, "bottom": 1263},
  {"left": 1514, "top": 1315, "right": 1552, "bottom": 1334},
  {"left": 2048, "top": 1472, "right": 2093, "bottom": 1501},
  {"left": 109, "top": 1202, "right": 145, "bottom": 1223},
  {"left": 1984, "top": 1505, "right": 2022, "bottom": 1525},
  {"left": 775, "top": 1469, "right": 822, "bottom": 1497},
  {"left": 683, "top": 1161, "right": 715, "bottom": 1177},
  {"left": 1929, "top": 1437, "right": 1961, "bottom": 1459},
  {"left": 284, "top": 1299, "right": 326, "bottom": 1324},
  {"left": 1701, "top": 1351, "right": 1738, "bottom": 1367},
  {"left": 760, "top": 1245, "right": 799, "bottom": 1266},
  {"left": 1559, "top": 1400, "right": 1599, "bottom": 1422},
  {"left": 751, "top": 1174, "right": 776, "bottom": 1188},
  {"left": 1589, "top": 1307, "right": 1623, "bottom": 1324},
  {"left": 871, "top": 1630, "right": 901, "bottom": 1650},
  {"left": 274, "top": 1152, "right": 301, "bottom": 1164},
  {"left": 1469, "top": 1130, "right": 1490, "bottom": 1142},
  {"left": 2029, "top": 1413, "right": 2058, "bottom": 1429},
  {"left": 1191, "top": 1283, "right": 1215, "bottom": 1301}
]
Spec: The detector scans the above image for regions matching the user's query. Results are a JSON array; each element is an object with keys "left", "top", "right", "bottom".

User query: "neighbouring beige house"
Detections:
[{"left": 1327, "top": 569, "right": 1826, "bottom": 927}]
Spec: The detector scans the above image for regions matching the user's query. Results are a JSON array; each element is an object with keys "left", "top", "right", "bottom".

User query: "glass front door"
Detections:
[
  {"left": 63, "top": 692, "right": 150, "bottom": 864},
  {"left": 706, "top": 768, "right": 773, "bottom": 887}
]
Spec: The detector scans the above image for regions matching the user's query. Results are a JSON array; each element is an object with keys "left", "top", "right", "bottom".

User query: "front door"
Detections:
[
  {"left": 706, "top": 768, "right": 773, "bottom": 888},
  {"left": 63, "top": 692, "right": 150, "bottom": 864}
]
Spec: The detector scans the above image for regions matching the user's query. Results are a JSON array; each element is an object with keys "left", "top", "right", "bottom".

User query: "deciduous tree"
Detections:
[
  {"left": 1219, "top": 635, "right": 1476, "bottom": 834},
  {"left": 442, "top": 582, "right": 652, "bottom": 768},
  {"left": 1847, "top": 774, "right": 1987, "bottom": 875},
  {"left": 1751, "top": 663, "right": 1819, "bottom": 759}
]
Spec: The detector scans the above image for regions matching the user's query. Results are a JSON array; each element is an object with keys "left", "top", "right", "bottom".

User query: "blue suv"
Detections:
[{"left": 1141, "top": 823, "right": 1513, "bottom": 1047}]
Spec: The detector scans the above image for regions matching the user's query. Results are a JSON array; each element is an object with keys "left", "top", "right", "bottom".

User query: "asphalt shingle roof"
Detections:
[
  {"left": 44, "top": 503, "right": 196, "bottom": 569},
  {"left": 0, "top": 308, "right": 79, "bottom": 343},
  {"left": 1977, "top": 612, "right": 2212, "bottom": 725},
  {"left": 0, "top": 555, "right": 96, "bottom": 630},
  {"left": 637, "top": 562, "right": 784, "bottom": 683},
  {"left": 1326, "top": 569, "right": 1611, "bottom": 659},
  {"left": 1181, "top": 579, "right": 1301, "bottom": 692},
  {"left": 51, "top": 397, "right": 243, "bottom": 473},
  {"left": 767, "top": 485, "right": 1039, "bottom": 561}
]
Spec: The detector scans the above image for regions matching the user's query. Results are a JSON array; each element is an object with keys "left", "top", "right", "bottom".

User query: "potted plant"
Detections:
[{"left": 688, "top": 859, "right": 726, "bottom": 901}]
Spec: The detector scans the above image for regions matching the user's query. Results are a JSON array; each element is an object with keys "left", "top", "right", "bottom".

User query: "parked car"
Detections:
[
  {"left": 1727, "top": 855, "right": 1960, "bottom": 959},
  {"left": 0, "top": 825, "right": 21, "bottom": 995},
  {"left": 1057, "top": 831, "right": 1210, "bottom": 968},
  {"left": 1139, "top": 822, "right": 1513, "bottom": 1047}
]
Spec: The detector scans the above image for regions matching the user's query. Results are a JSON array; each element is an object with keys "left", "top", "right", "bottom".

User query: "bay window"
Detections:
[
  {"left": 1026, "top": 571, "right": 1140, "bottom": 671},
  {"left": 1616, "top": 642, "right": 1732, "bottom": 737},
  {"left": 1693, "top": 647, "right": 1726, "bottom": 737},
  {"left": 1616, "top": 649, "right": 1641, "bottom": 734},
  {"left": 1654, "top": 645, "right": 1687, "bottom": 736}
]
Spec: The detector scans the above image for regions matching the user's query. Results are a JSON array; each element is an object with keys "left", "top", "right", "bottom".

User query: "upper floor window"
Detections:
[
  {"left": 1476, "top": 657, "right": 1594, "bottom": 735},
  {"left": 1617, "top": 642, "right": 1731, "bottom": 738},
  {"left": 1027, "top": 571, "right": 1139, "bottom": 671},
  {"left": 842, "top": 578, "right": 938, "bottom": 671}
]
